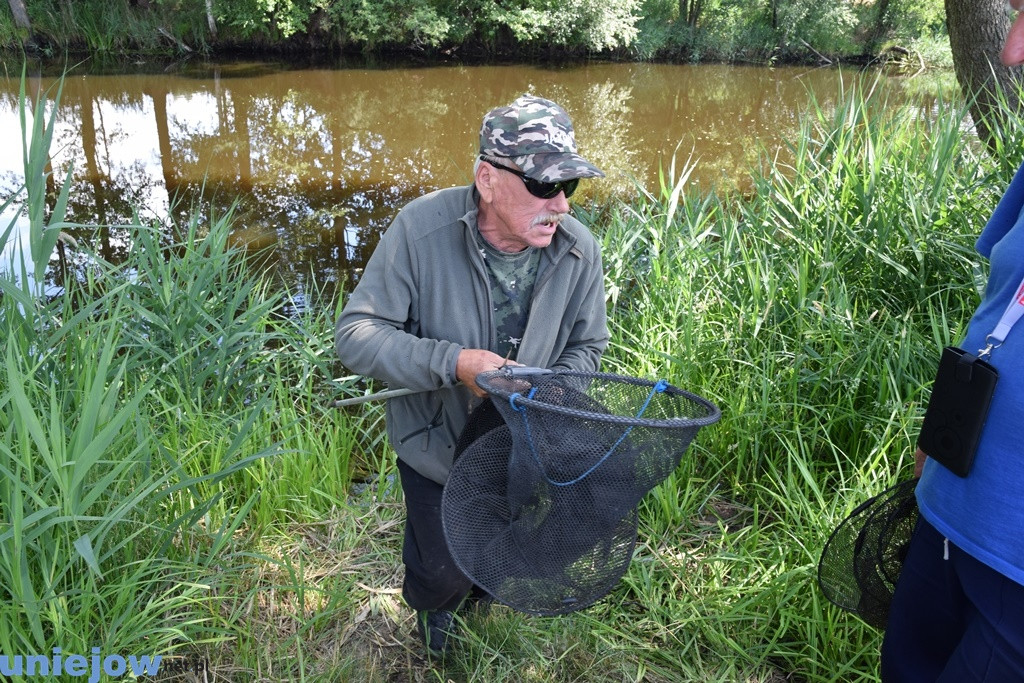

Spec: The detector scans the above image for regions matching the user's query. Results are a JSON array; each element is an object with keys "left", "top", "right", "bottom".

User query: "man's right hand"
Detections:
[{"left": 456, "top": 349, "right": 520, "bottom": 397}]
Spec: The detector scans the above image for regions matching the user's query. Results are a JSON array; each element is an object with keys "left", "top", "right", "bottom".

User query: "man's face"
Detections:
[
  {"left": 479, "top": 162, "right": 572, "bottom": 252},
  {"left": 1005, "top": 0, "right": 1024, "bottom": 66}
]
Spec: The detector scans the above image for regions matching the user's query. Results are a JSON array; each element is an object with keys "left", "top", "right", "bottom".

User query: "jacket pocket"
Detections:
[{"left": 397, "top": 403, "right": 447, "bottom": 452}]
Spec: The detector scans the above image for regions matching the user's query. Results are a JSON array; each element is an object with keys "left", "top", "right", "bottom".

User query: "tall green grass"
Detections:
[
  {"left": 4, "top": 72, "right": 1022, "bottom": 681},
  {"left": 573, "top": 79, "right": 1018, "bottom": 680},
  {"left": 4, "top": 0, "right": 201, "bottom": 54},
  {"left": 0, "top": 74, "right": 359, "bottom": 668}
]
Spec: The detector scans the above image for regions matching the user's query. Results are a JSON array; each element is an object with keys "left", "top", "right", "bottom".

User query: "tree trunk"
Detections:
[
  {"left": 678, "top": 0, "right": 703, "bottom": 28},
  {"left": 6, "top": 0, "right": 37, "bottom": 48},
  {"left": 7, "top": 0, "right": 29, "bottom": 29},
  {"left": 868, "top": 0, "right": 892, "bottom": 54},
  {"left": 205, "top": 0, "right": 217, "bottom": 39},
  {"left": 946, "top": 0, "right": 1024, "bottom": 149}
]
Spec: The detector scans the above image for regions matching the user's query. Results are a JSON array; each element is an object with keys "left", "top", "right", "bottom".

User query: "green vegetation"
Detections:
[
  {"left": 1, "top": 0, "right": 948, "bottom": 65},
  {"left": 3, "top": 73, "right": 1017, "bottom": 681}
]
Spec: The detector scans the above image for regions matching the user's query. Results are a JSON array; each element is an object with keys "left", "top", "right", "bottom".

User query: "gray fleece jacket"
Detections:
[{"left": 334, "top": 184, "right": 609, "bottom": 485}]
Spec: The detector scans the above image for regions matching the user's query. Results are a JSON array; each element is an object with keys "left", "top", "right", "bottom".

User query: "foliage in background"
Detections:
[
  {"left": 886, "top": 0, "right": 946, "bottom": 40},
  {"left": 0, "top": 0, "right": 950, "bottom": 63},
  {"left": 635, "top": 0, "right": 948, "bottom": 62}
]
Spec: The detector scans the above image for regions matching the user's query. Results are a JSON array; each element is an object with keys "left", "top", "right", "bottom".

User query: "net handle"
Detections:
[{"left": 508, "top": 379, "right": 669, "bottom": 487}]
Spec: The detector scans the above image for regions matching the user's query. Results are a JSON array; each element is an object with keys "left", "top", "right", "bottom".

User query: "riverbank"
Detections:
[
  {"left": 1, "top": 0, "right": 952, "bottom": 69},
  {"left": 1, "top": 74, "right": 1007, "bottom": 680}
]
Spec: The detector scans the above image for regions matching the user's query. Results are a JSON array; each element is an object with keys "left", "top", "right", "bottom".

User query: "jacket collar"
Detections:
[{"left": 458, "top": 184, "right": 577, "bottom": 263}]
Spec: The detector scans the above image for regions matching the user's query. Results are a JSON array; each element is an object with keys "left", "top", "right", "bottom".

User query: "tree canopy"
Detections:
[{"left": 2, "top": 0, "right": 946, "bottom": 61}]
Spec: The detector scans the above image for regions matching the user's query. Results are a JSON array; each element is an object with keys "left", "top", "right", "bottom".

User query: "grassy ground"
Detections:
[{"left": 2, "top": 75, "right": 1019, "bottom": 681}]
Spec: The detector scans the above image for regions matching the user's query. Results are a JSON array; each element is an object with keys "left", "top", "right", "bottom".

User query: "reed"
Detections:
[
  {"left": 15, "top": 0, "right": 176, "bottom": 53},
  {"left": 575, "top": 78, "right": 1015, "bottom": 681},
  {"left": 0, "top": 73, "right": 295, "bottom": 665}
]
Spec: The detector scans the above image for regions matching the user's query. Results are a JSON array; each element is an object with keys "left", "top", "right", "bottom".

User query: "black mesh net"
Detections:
[
  {"left": 817, "top": 479, "right": 919, "bottom": 629},
  {"left": 441, "top": 369, "right": 721, "bottom": 616}
]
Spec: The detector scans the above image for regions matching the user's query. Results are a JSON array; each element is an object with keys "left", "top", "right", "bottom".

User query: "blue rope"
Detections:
[{"left": 510, "top": 379, "right": 669, "bottom": 487}]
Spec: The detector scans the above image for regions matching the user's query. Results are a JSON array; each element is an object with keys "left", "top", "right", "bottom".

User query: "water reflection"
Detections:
[{"left": 0, "top": 60, "right": 919, "bottom": 302}]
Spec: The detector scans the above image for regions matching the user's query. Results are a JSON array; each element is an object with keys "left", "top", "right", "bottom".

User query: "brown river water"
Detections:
[{"left": 0, "top": 59, "right": 928, "bottom": 301}]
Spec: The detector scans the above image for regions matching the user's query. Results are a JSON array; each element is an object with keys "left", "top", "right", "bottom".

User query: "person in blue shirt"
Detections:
[{"left": 881, "top": 5, "right": 1024, "bottom": 680}]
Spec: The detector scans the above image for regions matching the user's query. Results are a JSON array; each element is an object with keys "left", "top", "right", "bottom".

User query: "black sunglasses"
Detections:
[{"left": 481, "top": 157, "right": 579, "bottom": 199}]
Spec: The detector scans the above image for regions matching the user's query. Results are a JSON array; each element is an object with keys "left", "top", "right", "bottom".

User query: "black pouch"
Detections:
[{"left": 917, "top": 346, "right": 999, "bottom": 478}]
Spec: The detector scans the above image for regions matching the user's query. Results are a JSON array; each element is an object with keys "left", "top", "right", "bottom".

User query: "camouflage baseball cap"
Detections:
[{"left": 479, "top": 95, "right": 605, "bottom": 182}]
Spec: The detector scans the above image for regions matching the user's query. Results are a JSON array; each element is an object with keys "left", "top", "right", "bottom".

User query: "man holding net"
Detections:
[{"left": 334, "top": 95, "right": 608, "bottom": 658}]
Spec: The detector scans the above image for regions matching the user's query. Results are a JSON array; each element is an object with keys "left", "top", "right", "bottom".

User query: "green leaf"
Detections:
[{"left": 73, "top": 534, "right": 104, "bottom": 579}]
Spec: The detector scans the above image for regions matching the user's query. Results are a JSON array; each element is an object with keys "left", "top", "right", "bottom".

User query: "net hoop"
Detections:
[
  {"left": 478, "top": 370, "right": 721, "bottom": 428},
  {"left": 443, "top": 369, "right": 722, "bottom": 616}
]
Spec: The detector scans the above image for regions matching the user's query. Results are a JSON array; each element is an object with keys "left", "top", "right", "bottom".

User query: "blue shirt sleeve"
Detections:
[{"left": 977, "top": 160, "right": 1024, "bottom": 258}]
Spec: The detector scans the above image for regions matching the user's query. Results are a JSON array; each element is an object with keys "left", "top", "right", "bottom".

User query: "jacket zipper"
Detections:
[
  {"left": 467, "top": 224, "right": 497, "bottom": 351},
  {"left": 464, "top": 218, "right": 576, "bottom": 355}
]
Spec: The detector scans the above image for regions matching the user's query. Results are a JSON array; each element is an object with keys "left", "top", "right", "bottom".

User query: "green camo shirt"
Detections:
[{"left": 472, "top": 225, "right": 540, "bottom": 361}]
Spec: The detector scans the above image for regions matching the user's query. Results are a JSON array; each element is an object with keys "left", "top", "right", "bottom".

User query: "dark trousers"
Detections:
[
  {"left": 881, "top": 517, "right": 1024, "bottom": 682},
  {"left": 396, "top": 458, "right": 473, "bottom": 612}
]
